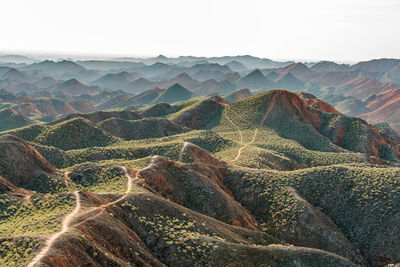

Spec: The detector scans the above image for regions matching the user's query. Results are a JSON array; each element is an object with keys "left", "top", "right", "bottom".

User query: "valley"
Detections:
[{"left": 0, "top": 55, "right": 399, "bottom": 267}]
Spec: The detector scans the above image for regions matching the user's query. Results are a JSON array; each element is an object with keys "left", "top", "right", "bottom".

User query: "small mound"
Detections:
[
  {"left": 140, "top": 103, "right": 176, "bottom": 117},
  {"left": 0, "top": 108, "right": 35, "bottom": 131},
  {"left": 98, "top": 117, "right": 185, "bottom": 140},
  {"left": 274, "top": 72, "right": 305, "bottom": 91},
  {"left": 69, "top": 100, "right": 96, "bottom": 113},
  {"left": 0, "top": 135, "right": 56, "bottom": 188},
  {"left": 138, "top": 155, "right": 259, "bottom": 230},
  {"left": 96, "top": 94, "right": 143, "bottom": 110},
  {"left": 35, "top": 117, "right": 118, "bottom": 150},
  {"left": 131, "top": 87, "right": 164, "bottom": 104},
  {"left": 178, "top": 142, "right": 230, "bottom": 190},
  {"left": 224, "top": 89, "right": 252, "bottom": 103},
  {"left": 153, "top": 83, "right": 196, "bottom": 104},
  {"left": 173, "top": 96, "right": 227, "bottom": 129},
  {"left": 33, "top": 98, "right": 76, "bottom": 117},
  {"left": 184, "top": 130, "right": 234, "bottom": 153},
  {"left": 238, "top": 69, "right": 272, "bottom": 89}
]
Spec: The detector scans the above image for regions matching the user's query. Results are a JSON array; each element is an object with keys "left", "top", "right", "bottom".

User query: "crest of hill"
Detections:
[
  {"left": 34, "top": 76, "right": 60, "bottom": 88},
  {"left": 153, "top": 83, "right": 197, "bottom": 104},
  {"left": 277, "top": 62, "right": 315, "bottom": 80},
  {"left": 311, "top": 69, "right": 361, "bottom": 87},
  {"left": 140, "top": 103, "right": 176, "bottom": 117},
  {"left": 230, "top": 90, "right": 399, "bottom": 160},
  {"left": 338, "top": 77, "right": 398, "bottom": 100},
  {"left": 54, "top": 110, "right": 142, "bottom": 124},
  {"left": 327, "top": 95, "right": 369, "bottom": 117},
  {"left": 0, "top": 108, "right": 36, "bottom": 131},
  {"left": 218, "top": 72, "right": 241, "bottom": 82},
  {"left": 193, "top": 79, "right": 237, "bottom": 95},
  {"left": 2, "top": 69, "right": 33, "bottom": 83},
  {"left": 69, "top": 99, "right": 96, "bottom": 113},
  {"left": 156, "top": 73, "right": 199, "bottom": 90},
  {"left": 91, "top": 71, "right": 140, "bottom": 90},
  {"left": 124, "top": 77, "right": 156, "bottom": 93},
  {"left": 33, "top": 177, "right": 357, "bottom": 267},
  {"left": 76, "top": 60, "right": 145, "bottom": 71},
  {"left": 361, "top": 88, "right": 400, "bottom": 123},
  {"left": 138, "top": 154, "right": 259, "bottom": 230},
  {"left": 11, "top": 96, "right": 95, "bottom": 119},
  {"left": 311, "top": 61, "right": 350, "bottom": 73},
  {"left": 224, "top": 89, "right": 252, "bottom": 103},
  {"left": 265, "top": 71, "right": 279, "bottom": 81},
  {"left": 95, "top": 94, "right": 144, "bottom": 110},
  {"left": 173, "top": 96, "right": 228, "bottom": 129},
  {"left": 131, "top": 87, "right": 165, "bottom": 104},
  {"left": 22, "top": 60, "right": 87, "bottom": 77},
  {"left": 351, "top": 58, "right": 400, "bottom": 73},
  {"left": 238, "top": 69, "right": 273, "bottom": 89},
  {"left": 274, "top": 72, "right": 305, "bottom": 91},
  {"left": 296, "top": 91, "right": 340, "bottom": 114},
  {"left": 225, "top": 60, "right": 248, "bottom": 72},
  {"left": 35, "top": 117, "right": 118, "bottom": 150},
  {"left": 98, "top": 117, "right": 185, "bottom": 140},
  {"left": 0, "top": 135, "right": 56, "bottom": 189},
  {"left": 32, "top": 98, "right": 76, "bottom": 117},
  {"left": 375, "top": 122, "right": 400, "bottom": 145},
  {"left": 0, "top": 54, "right": 37, "bottom": 64},
  {"left": 53, "top": 79, "right": 101, "bottom": 96}
]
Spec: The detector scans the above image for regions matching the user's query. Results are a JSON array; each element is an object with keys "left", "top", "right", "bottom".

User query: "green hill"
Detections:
[
  {"left": 0, "top": 108, "right": 36, "bottom": 131},
  {"left": 35, "top": 117, "right": 118, "bottom": 150},
  {"left": 153, "top": 83, "right": 197, "bottom": 104}
]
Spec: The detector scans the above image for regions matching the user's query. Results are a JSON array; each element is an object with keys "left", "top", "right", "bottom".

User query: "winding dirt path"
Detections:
[
  {"left": 27, "top": 167, "right": 135, "bottom": 267},
  {"left": 28, "top": 191, "right": 81, "bottom": 267},
  {"left": 224, "top": 108, "right": 243, "bottom": 146},
  {"left": 225, "top": 95, "right": 277, "bottom": 162},
  {"left": 178, "top": 142, "right": 190, "bottom": 162}
]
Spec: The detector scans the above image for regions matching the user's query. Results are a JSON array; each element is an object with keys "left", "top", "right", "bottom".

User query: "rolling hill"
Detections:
[
  {"left": 153, "top": 83, "right": 197, "bottom": 104},
  {"left": 1, "top": 54, "right": 400, "bottom": 267}
]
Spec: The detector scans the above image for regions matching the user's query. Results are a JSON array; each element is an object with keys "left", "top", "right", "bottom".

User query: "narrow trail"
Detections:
[
  {"left": 63, "top": 171, "right": 71, "bottom": 188},
  {"left": 104, "top": 167, "right": 134, "bottom": 206},
  {"left": 225, "top": 95, "right": 277, "bottom": 162},
  {"left": 224, "top": 108, "right": 243, "bottom": 145},
  {"left": 27, "top": 167, "right": 135, "bottom": 267},
  {"left": 178, "top": 142, "right": 190, "bottom": 162},
  {"left": 28, "top": 191, "right": 81, "bottom": 267}
]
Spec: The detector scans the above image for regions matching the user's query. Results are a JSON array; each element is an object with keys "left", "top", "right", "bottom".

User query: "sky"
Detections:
[{"left": 1, "top": 0, "right": 399, "bottom": 62}]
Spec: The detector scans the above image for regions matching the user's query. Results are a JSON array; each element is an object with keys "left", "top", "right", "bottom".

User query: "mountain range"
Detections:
[{"left": 1, "top": 54, "right": 400, "bottom": 266}]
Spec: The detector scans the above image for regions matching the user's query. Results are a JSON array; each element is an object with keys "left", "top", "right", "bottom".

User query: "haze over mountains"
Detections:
[
  {"left": 1, "top": 54, "right": 400, "bottom": 130},
  {"left": 1, "top": 54, "right": 400, "bottom": 267}
]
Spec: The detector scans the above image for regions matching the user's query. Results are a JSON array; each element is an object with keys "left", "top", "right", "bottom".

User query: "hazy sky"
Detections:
[{"left": 1, "top": 0, "right": 399, "bottom": 62}]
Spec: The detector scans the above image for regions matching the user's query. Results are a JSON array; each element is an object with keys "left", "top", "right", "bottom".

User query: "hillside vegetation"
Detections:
[{"left": 0, "top": 90, "right": 399, "bottom": 267}]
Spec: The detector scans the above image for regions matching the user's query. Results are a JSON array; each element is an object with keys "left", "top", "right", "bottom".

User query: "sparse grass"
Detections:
[
  {"left": 0, "top": 193, "right": 75, "bottom": 237},
  {"left": 120, "top": 196, "right": 225, "bottom": 266},
  {"left": 67, "top": 163, "right": 127, "bottom": 193},
  {"left": 166, "top": 99, "right": 203, "bottom": 121},
  {"left": 0, "top": 237, "right": 41, "bottom": 267},
  {"left": 1, "top": 124, "right": 46, "bottom": 142},
  {"left": 224, "top": 163, "right": 400, "bottom": 263},
  {"left": 34, "top": 117, "right": 119, "bottom": 150},
  {"left": 0, "top": 94, "right": 398, "bottom": 265},
  {"left": 0, "top": 108, "right": 36, "bottom": 132}
]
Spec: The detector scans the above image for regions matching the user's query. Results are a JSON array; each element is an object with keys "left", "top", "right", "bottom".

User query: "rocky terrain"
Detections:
[{"left": 0, "top": 55, "right": 400, "bottom": 267}]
